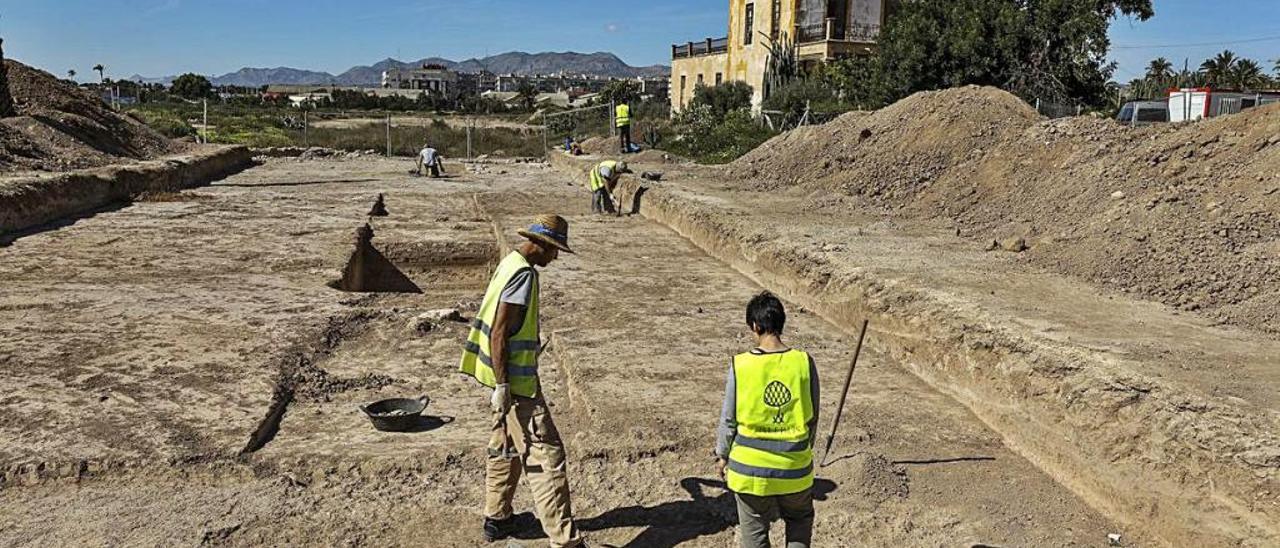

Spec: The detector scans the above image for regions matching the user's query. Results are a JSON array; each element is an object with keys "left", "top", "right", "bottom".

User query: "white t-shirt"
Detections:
[{"left": 420, "top": 147, "right": 439, "bottom": 165}]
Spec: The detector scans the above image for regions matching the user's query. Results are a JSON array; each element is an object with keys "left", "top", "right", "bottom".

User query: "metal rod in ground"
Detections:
[
  {"left": 819, "top": 318, "right": 869, "bottom": 468},
  {"left": 386, "top": 114, "right": 391, "bottom": 158}
]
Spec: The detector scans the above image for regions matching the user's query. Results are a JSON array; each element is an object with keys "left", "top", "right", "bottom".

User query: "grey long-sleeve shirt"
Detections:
[{"left": 716, "top": 349, "right": 820, "bottom": 459}]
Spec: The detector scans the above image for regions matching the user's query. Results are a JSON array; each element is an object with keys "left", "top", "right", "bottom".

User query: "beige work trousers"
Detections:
[{"left": 486, "top": 394, "right": 582, "bottom": 547}]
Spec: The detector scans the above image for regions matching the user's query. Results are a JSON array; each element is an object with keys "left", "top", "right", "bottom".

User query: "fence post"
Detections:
[
  {"left": 303, "top": 109, "right": 308, "bottom": 147},
  {"left": 609, "top": 100, "right": 616, "bottom": 138},
  {"left": 386, "top": 114, "right": 392, "bottom": 158},
  {"left": 466, "top": 120, "right": 473, "bottom": 161},
  {"left": 542, "top": 112, "right": 549, "bottom": 159},
  {"left": 202, "top": 99, "right": 208, "bottom": 144}
]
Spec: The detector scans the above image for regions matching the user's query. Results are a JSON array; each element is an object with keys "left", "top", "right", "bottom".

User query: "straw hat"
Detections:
[{"left": 518, "top": 214, "right": 574, "bottom": 254}]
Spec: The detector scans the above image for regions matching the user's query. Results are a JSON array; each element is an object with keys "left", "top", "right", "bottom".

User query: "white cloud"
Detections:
[{"left": 606, "top": 23, "right": 620, "bottom": 33}]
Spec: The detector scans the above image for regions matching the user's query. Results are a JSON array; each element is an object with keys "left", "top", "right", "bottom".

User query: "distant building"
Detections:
[
  {"left": 670, "top": 0, "right": 885, "bottom": 112},
  {"left": 382, "top": 64, "right": 460, "bottom": 97}
]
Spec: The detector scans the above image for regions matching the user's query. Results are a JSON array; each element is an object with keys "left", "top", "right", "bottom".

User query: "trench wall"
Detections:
[
  {"left": 0, "top": 145, "right": 254, "bottom": 236},
  {"left": 550, "top": 152, "right": 1279, "bottom": 547}
]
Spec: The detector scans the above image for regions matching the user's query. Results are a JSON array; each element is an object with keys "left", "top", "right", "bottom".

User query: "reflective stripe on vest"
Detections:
[
  {"left": 458, "top": 251, "right": 541, "bottom": 397},
  {"left": 590, "top": 160, "right": 618, "bottom": 191},
  {"left": 615, "top": 104, "right": 630, "bottom": 127},
  {"left": 726, "top": 349, "right": 815, "bottom": 496}
]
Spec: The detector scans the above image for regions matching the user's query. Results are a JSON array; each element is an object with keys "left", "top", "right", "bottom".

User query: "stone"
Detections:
[
  {"left": 1000, "top": 237, "right": 1028, "bottom": 253},
  {"left": 1111, "top": 191, "right": 1126, "bottom": 200}
]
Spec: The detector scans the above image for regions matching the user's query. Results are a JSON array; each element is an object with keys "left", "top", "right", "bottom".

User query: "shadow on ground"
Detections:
[{"left": 579, "top": 477, "right": 836, "bottom": 548}]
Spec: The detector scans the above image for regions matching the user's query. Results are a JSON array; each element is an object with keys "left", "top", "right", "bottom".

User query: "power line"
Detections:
[{"left": 1112, "top": 33, "right": 1280, "bottom": 50}]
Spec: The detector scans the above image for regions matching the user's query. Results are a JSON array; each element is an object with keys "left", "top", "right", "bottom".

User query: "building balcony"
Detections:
[
  {"left": 671, "top": 37, "right": 729, "bottom": 60},
  {"left": 795, "top": 19, "right": 879, "bottom": 45}
]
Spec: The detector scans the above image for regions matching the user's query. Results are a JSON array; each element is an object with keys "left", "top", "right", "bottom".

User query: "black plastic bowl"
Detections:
[{"left": 360, "top": 396, "right": 430, "bottom": 432}]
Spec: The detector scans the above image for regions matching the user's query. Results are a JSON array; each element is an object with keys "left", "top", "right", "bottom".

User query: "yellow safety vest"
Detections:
[
  {"left": 726, "top": 349, "right": 815, "bottom": 496},
  {"left": 615, "top": 103, "right": 631, "bottom": 127},
  {"left": 589, "top": 160, "right": 619, "bottom": 191},
  {"left": 459, "top": 251, "right": 541, "bottom": 398}
]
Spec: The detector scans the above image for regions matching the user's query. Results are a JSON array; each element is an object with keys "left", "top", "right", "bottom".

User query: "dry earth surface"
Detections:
[{"left": 1, "top": 157, "right": 1133, "bottom": 547}]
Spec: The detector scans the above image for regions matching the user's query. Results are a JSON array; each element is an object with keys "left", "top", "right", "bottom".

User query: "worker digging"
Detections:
[
  {"left": 458, "top": 214, "right": 584, "bottom": 547},
  {"left": 416, "top": 142, "right": 444, "bottom": 178},
  {"left": 587, "top": 159, "right": 631, "bottom": 216}
]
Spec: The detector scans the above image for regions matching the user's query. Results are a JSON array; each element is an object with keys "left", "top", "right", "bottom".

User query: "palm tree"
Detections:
[
  {"left": 1145, "top": 57, "right": 1174, "bottom": 81},
  {"left": 1229, "top": 59, "right": 1265, "bottom": 91},
  {"left": 66, "top": 69, "right": 76, "bottom": 80},
  {"left": 1273, "top": 58, "right": 1280, "bottom": 78},
  {"left": 92, "top": 64, "right": 104, "bottom": 83},
  {"left": 515, "top": 80, "right": 537, "bottom": 111},
  {"left": 1199, "top": 50, "right": 1237, "bottom": 87}
]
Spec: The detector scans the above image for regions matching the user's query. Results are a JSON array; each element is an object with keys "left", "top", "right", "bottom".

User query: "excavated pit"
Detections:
[{"left": 328, "top": 224, "right": 497, "bottom": 294}]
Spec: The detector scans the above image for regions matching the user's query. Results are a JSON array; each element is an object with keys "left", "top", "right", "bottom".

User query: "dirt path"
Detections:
[{"left": 1, "top": 158, "right": 1127, "bottom": 546}]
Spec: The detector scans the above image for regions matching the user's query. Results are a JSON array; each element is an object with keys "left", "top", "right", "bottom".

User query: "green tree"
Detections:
[
  {"left": 1274, "top": 58, "right": 1280, "bottom": 77},
  {"left": 170, "top": 73, "right": 214, "bottom": 99},
  {"left": 1199, "top": 50, "right": 1237, "bottom": 87},
  {"left": 92, "top": 63, "right": 105, "bottom": 83},
  {"left": 1229, "top": 58, "right": 1265, "bottom": 90},
  {"left": 515, "top": 80, "right": 537, "bottom": 111},
  {"left": 690, "top": 81, "right": 753, "bottom": 118},
  {"left": 1145, "top": 58, "right": 1173, "bottom": 81},
  {"left": 600, "top": 79, "right": 640, "bottom": 105},
  {"left": 67, "top": 69, "right": 77, "bottom": 80},
  {"left": 869, "top": 0, "right": 1152, "bottom": 107}
]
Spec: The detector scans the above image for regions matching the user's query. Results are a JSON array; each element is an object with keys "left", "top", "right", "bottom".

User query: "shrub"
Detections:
[
  {"left": 667, "top": 105, "right": 776, "bottom": 164},
  {"left": 690, "top": 81, "right": 753, "bottom": 118}
]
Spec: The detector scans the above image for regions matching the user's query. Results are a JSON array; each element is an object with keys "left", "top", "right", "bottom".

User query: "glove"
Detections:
[{"left": 491, "top": 383, "right": 512, "bottom": 414}]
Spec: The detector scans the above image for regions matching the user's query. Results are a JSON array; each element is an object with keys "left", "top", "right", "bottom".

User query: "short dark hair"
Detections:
[{"left": 746, "top": 291, "right": 786, "bottom": 335}]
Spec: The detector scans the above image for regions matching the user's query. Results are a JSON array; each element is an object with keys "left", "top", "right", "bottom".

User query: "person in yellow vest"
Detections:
[
  {"left": 716, "top": 291, "right": 820, "bottom": 548},
  {"left": 459, "top": 215, "right": 585, "bottom": 547},
  {"left": 588, "top": 159, "right": 631, "bottom": 215},
  {"left": 615, "top": 101, "right": 632, "bottom": 153}
]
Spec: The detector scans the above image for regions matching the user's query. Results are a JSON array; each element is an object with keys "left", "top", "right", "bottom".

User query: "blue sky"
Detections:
[{"left": 1, "top": 0, "right": 1277, "bottom": 82}]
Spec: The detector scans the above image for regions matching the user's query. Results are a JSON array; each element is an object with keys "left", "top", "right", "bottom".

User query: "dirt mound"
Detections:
[
  {"left": 727, "top": 84, "right": 1280, "bottom": 333},
  {"left": 729, "top": 86, "right": 1040, "bottom": 194},
  {"left": 578, "top": 135, "right": 678, "bottom": 163},
  {"left": 0, "top": 59, "right": 176, "bottom": 172}
]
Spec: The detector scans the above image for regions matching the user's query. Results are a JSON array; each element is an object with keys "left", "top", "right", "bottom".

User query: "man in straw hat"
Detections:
[
  {"left": 588, "top": 159, "right": 631, "bottom": 215},
  {"left": 459, "top": 215, "right": 584, "bottom": 547}
]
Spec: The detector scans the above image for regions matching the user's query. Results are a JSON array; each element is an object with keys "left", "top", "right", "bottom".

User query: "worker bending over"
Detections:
[
  {"left": 717, "top": 292, "right": 820, "bottom": 548},
  {"left": 588, "top": 159, "right": 630, "bottom": 215},
  {"left": 416, "top": 143, "right": 444, "bottom": 178},
  {"left": 459, "top": 215, "right": 584, "bottom": 547}
]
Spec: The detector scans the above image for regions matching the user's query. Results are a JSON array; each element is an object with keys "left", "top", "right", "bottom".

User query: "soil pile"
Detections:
[
  {"left": 0, "top": 59, "right": 176, "bottom": 172},
  {"left": 728, "top": 85, "right": 1280, "bottom": 333},
  {"left": 578, "top": 135, "right": 677, "bottom": 163}
]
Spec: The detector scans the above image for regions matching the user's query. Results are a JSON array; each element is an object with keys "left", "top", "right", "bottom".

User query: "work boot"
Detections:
[{"left": 483, "top": 516, "right": 517, "bottom": 542}]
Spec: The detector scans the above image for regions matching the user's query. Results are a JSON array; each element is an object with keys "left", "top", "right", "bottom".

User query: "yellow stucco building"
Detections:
[{"left": 670, "top": 0, "right": 884, "bottom": 112}]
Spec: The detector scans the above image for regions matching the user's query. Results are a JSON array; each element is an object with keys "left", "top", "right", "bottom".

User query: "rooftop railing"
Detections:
[{"left": 672, "top": 37, "right": 730, "bottom": 60}]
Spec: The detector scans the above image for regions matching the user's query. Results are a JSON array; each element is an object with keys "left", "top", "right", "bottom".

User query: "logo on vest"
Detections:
[{"left": 763, "top": 381, "right": 793, "bottom": 424}]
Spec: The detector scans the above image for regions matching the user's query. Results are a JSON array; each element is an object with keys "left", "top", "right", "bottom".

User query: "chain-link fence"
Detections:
[
  {"left": 542, "top": 103, "right": 615, "bottom": 155},
  {"left": 1033, "top": 98, "right": 1085, "bottom": 119},
  {"left": 129, "top": 101, "right": 549, "bottom": 159}
]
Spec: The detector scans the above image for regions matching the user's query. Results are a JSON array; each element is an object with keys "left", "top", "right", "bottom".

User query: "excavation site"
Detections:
[{"left": 1, "top": 32, "right": 1279, "bottom": 548}]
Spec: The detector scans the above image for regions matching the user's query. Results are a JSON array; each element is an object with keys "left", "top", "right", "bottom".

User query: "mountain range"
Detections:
[{"left": 130, "top": 52, "right": 669, "bottom": 87}]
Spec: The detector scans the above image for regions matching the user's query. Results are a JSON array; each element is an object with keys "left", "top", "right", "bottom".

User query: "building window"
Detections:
[
  {"left": 680, "top": 75, "right": 687, "bottom": 107},
  {"left": 697, "top": 74, "right": 704, "bottom": 86},
  {"left": 771, "top": 0, "right": 781, "bottom": 40},
  {"left": 715, "top": 73, "right": 723, "bottom": 86},
  {"left": 744, "top": 3, "right": 754, "bottom": 45}
]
